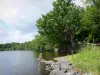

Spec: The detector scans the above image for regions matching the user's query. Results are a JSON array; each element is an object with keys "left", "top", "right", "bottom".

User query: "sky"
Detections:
[{"left": 0, "top": 0, "right": 84, "bottom": 44}]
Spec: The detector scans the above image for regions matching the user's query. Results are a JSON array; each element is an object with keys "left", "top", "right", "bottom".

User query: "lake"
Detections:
[
  {"left": 0, "top": 51, "right": 67, "bottom": 75},
  {"left": 0, "top": 51, "right": 38, "bottom": 75}
]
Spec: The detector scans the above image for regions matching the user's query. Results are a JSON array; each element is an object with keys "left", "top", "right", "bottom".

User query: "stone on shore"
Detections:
[{"left": 38, "top": 56, "right": 81, "bottom": 75}]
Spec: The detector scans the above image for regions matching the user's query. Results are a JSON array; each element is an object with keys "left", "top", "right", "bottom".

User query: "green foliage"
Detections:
[
  {"left": 85, "top": 0, "right": 100, "bottom": 8},
  {"left": 0, "top": 42, "right": 33, "bottom": 51},
  {"left": 83, "top": 0, "right": 100, "bottom": 42},
  {"left": 36, "top": 0, "right": 84, "bottom": 52},
  {"left": 0, "top": 35, "right": 54, "bottom": 51},
  {"left": 31, "top": 35, "right": 54, "bottom": 51}
]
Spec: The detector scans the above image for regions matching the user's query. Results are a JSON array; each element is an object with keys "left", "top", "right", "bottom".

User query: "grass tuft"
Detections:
[{"left": 67, "top": 45, "right": 100, "bottom": 74}]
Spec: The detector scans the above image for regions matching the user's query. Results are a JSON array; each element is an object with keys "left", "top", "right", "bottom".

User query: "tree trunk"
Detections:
[
  {"left": 70, "top": 35, "right": 78, "bottom": 53},
  {"left": 58, "top": 40, "right": 71, "bottom": 54}
]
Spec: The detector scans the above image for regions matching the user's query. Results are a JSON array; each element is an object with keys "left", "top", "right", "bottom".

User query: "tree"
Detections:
[
  {"left": 36, "top": 0, "right": 83, "bottom": 53},
  {"left": 31, "top": 35, "right": 54, "bottom": 51},
  {"left": 83, "top": 0, "right": 100, "bottom": 43}
]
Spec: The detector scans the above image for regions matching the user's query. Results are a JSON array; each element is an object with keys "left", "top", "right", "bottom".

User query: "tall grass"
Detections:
[{"left": 67, "top": 45, "right": 100, "bottom": 74}]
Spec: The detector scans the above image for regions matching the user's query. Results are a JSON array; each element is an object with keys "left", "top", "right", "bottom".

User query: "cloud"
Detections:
[
  {"left": 0, "top": 30, "right": 37, "bottom": 44},
  {"left": 0, "top": 0, "right": 54, "bottom": 44},
  {"left": 0, "top": 0, "right": 84, "bottom": 44},
  {"left": 73, "top": 0, "right": 84, "bottom": 7}
]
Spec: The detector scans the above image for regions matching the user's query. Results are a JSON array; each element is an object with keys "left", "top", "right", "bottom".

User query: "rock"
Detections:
[
  {"left": 49, "top": 69, "right": 60, "bottom": 75},
  {"left": 50, "top": 62, "right": 60, "bottom": 70},
  {"left": 37, "top": 53, "right": 42, "bottom": 62},
  {"left": 38, "top": 59, "right": 47, "bottom": 75},
  {"left": 67, "top": 70, "right": 82, "bottom": 75},
  {"left": 83, "top": 73, "right": 93, "bottom": 75},
  {"left": 49, "top": 69, "right": 68, "bottom": 75},
  {"left": 45, "top": 60, "right": 54, "bottom": 65},
  {"left": 59, "top": 57, "right": 72, "bottom": 72},
  {"left": 38, "top": 55, "right": 81, "bottom": 75}
]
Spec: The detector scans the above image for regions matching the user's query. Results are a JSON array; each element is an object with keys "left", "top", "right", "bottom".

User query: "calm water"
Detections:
[
  {"left": 0, "top": 51, "right": 66, "bottom": 75},
  {"left": 41, "top": 51, "right": 67, "bottom": 61},
  {"left": 0, "top": 51, "right": 38, "bottom": 75}
]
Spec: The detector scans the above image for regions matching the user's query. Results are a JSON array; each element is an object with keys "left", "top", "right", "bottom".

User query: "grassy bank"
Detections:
[{"left": 67, "top": 45, "right": 100, "bottom": 75}]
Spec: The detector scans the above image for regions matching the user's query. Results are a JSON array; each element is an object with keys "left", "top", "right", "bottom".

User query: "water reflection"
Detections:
[{"left": 35, "top": 51, "right": 67, "bottom": 61}]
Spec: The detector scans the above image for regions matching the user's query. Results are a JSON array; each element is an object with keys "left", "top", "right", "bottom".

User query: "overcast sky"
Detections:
[{"left": 0, "top": 0, "right": 83, "bottom": 44}]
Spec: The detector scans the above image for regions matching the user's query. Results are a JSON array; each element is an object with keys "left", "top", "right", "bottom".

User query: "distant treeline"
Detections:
[{"left": 0, "top": 42, "right": 34, "bottom": 51}]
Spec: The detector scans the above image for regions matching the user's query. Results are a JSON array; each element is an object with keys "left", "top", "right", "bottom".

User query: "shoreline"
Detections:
[{"left": 38, "top": 54, "right": 81, "bottom": 75}]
